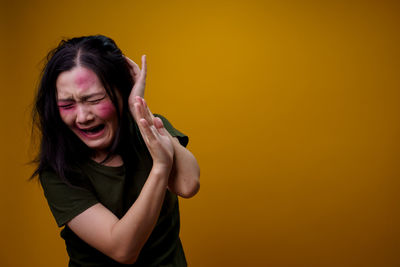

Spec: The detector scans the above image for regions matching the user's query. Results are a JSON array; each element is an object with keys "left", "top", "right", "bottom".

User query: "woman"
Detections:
[{"left": 32, "top": 35, "right": 200, "bottom": 266}]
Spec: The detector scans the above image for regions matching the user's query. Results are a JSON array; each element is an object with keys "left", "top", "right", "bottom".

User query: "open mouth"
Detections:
[{"left": 79, "top": 124, "right": 105, "bottom": 135}]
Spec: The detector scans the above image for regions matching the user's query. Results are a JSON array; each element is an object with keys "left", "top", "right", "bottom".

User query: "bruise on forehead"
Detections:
[
  {"left": 74, "top": 67, "right": 97, "bottom": 90},
  {"left": 56, "top": 66, "right": 105, "bottom": 101}
]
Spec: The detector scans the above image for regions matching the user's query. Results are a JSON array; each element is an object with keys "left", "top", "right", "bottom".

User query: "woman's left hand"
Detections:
[
  {"left": 126, "top": 55, "right": 147, "bottom": 119},
  {"left": 134, "top": 96, "right": 174, "bottom": 169}
]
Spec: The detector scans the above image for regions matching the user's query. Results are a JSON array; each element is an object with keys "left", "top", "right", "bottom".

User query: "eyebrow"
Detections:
[{"left": 57, "top": 92, "right": 106, "bottom": 102}]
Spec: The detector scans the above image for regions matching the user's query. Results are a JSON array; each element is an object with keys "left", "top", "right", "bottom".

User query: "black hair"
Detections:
[{"left": 31, "top": 35, "right": 135, "bottom": 184}]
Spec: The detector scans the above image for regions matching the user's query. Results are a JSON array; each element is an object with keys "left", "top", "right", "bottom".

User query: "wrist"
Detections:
[{"left": 151, "top": 163, "right": 172, "bottom": 177}]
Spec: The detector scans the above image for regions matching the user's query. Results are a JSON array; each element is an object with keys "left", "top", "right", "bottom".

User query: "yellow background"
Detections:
[{"left": 1, "top": 0, "right": 399, "bottom": 266}]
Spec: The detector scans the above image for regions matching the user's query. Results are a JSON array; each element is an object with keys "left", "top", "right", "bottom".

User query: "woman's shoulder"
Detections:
[{"left": 39, "top": 161, "right": 92, "bottom": 189}]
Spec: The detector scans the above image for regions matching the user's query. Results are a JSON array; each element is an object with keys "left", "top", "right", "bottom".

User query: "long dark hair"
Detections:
[{"left": 31, "top": 35, "right": 135, "bottom": 183}]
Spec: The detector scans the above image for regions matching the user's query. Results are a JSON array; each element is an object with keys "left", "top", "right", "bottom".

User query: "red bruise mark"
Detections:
[
  {"left": 58, "top": 106, "right": 75, "bottom": 114},
  {"left": 96, "top": 100, "right": 116, "bottom": 118},
  {"left": 74, "top": 68, "right": 96, "bottom": 90}
]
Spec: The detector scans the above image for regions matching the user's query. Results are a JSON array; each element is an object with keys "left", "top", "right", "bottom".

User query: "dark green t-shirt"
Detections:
[{"left": 40, "top": 114, "right": 188, "bottom": 267}]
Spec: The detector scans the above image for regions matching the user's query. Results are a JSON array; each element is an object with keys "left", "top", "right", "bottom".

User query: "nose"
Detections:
[{"left": 76, "top": 104, "right": 94, "bottom": 125}]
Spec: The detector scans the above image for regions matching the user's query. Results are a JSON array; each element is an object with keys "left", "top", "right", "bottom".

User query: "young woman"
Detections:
[{"left": 32, "top": 35, "right": 200, "bottom": 266}]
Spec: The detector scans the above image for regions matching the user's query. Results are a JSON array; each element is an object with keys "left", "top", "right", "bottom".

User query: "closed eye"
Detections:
[
  {"left": 87, "top": 95, "right": 107, "bottom": 104},
  {"left": 58, "top": 103, "right": 75, "bottom": 109}
]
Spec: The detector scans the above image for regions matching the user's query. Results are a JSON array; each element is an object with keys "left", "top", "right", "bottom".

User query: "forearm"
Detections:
[
  {"left": 109, "top": 96, "right": 175, "bottom": 262},
  {"left": 110, "top": 165, "right": 170, "bottom": 263},
  {"left": 168, "top": 137, "right": 200, "bottom": 198}
]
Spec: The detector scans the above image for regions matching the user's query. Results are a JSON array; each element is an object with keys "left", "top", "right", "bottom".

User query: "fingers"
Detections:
[
  {"left": 125, "top": 56, "right": 139, "bottom": 69},
  {"left": 126, "top": 55, "right": 147, "bottom": 100},
  {"left": 133, "top": 99, "right": 148, "bottom": 126},
  {"left": 141, "top": 97, "right": 153, "bottom": 123},
  {"left": 134, "top": 102, "right": 155, "bottom": 145},
  {"left": 134, "top": 55, "right": 147, "bottom": 88},
  {"left": 124, "top": 55, "right": 146, "bottom": 81},
  {"left": 136, "top": 105, "right": 168, "bottom": 157},
  {"left": 138, "top": 118, "right": 157, "bottom": 144},
  {"left": 133, "top": 96, "right": 173, "bottom": 166},
  {"left": 153, "top": 117, "right": 163, "bottom": 129},
  {"left": 134, "top": 96, "right": 153, "bottom": 124},
  {"left": 124, "top": 56, "right": 140, "bottom": 79},
  {"left": 134, "top": 97, "right": 168, "bottom": 138},
  {"left": 141, "top": 55, "right": 147, "bottom": 80},
  {"left": 153, "top": 117, "right": 168, "bottom": 136}
]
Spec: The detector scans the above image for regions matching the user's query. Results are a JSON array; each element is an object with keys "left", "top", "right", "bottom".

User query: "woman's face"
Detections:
[{"left": 56, "top": 66, "right": 120, "bottom": 157}]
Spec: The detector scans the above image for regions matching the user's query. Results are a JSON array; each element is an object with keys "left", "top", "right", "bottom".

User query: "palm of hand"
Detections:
[
  {"left": 126, "top": 56, "right": 173, "bottom": 167},
  {"left": 134, "top": 96, "right": 174, "bottom": 168}
]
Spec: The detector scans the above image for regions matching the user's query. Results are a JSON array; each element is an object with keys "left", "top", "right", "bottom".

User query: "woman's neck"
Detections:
[{"left": 92, "top": 152, "right": 124, "bottom": 167}]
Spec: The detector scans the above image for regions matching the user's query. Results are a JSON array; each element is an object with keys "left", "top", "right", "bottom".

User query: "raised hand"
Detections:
[
  {"left": 126, "top": 55, "right": 147, "bottom": 119},
  {"left": 134, "top": 96, "right": 174, "bottom": 169}
]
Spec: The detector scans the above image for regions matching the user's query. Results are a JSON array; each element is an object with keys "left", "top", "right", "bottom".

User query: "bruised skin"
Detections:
[
  {"left": 56, "top": 66, "right": 120, "bottom": 160},
  {"left": 96, "top": 100, "right": 117, "bottom": 119},
  {"left": 74, "top": 67, "right": 97, "bottom": 89}
]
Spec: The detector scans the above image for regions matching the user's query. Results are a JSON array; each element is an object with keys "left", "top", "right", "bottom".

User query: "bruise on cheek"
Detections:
[
  {"left": 58, "top": 106, "right": 75, "bottom": 116},
  {"left": 96, "top": 100, "right": 117, "bottom": 118}
]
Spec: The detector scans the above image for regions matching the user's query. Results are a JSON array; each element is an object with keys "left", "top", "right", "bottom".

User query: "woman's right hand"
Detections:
[{"left": 134, "top": 96, "right": 174, "bottom": 170}]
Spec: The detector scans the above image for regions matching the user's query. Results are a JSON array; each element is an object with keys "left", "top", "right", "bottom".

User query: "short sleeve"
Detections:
[
  {"left": 39, "top": 170, "right": 99, "bottom": 227},
  {"left": 154, "top": 114, "right": 189, "bottom": 147}
]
